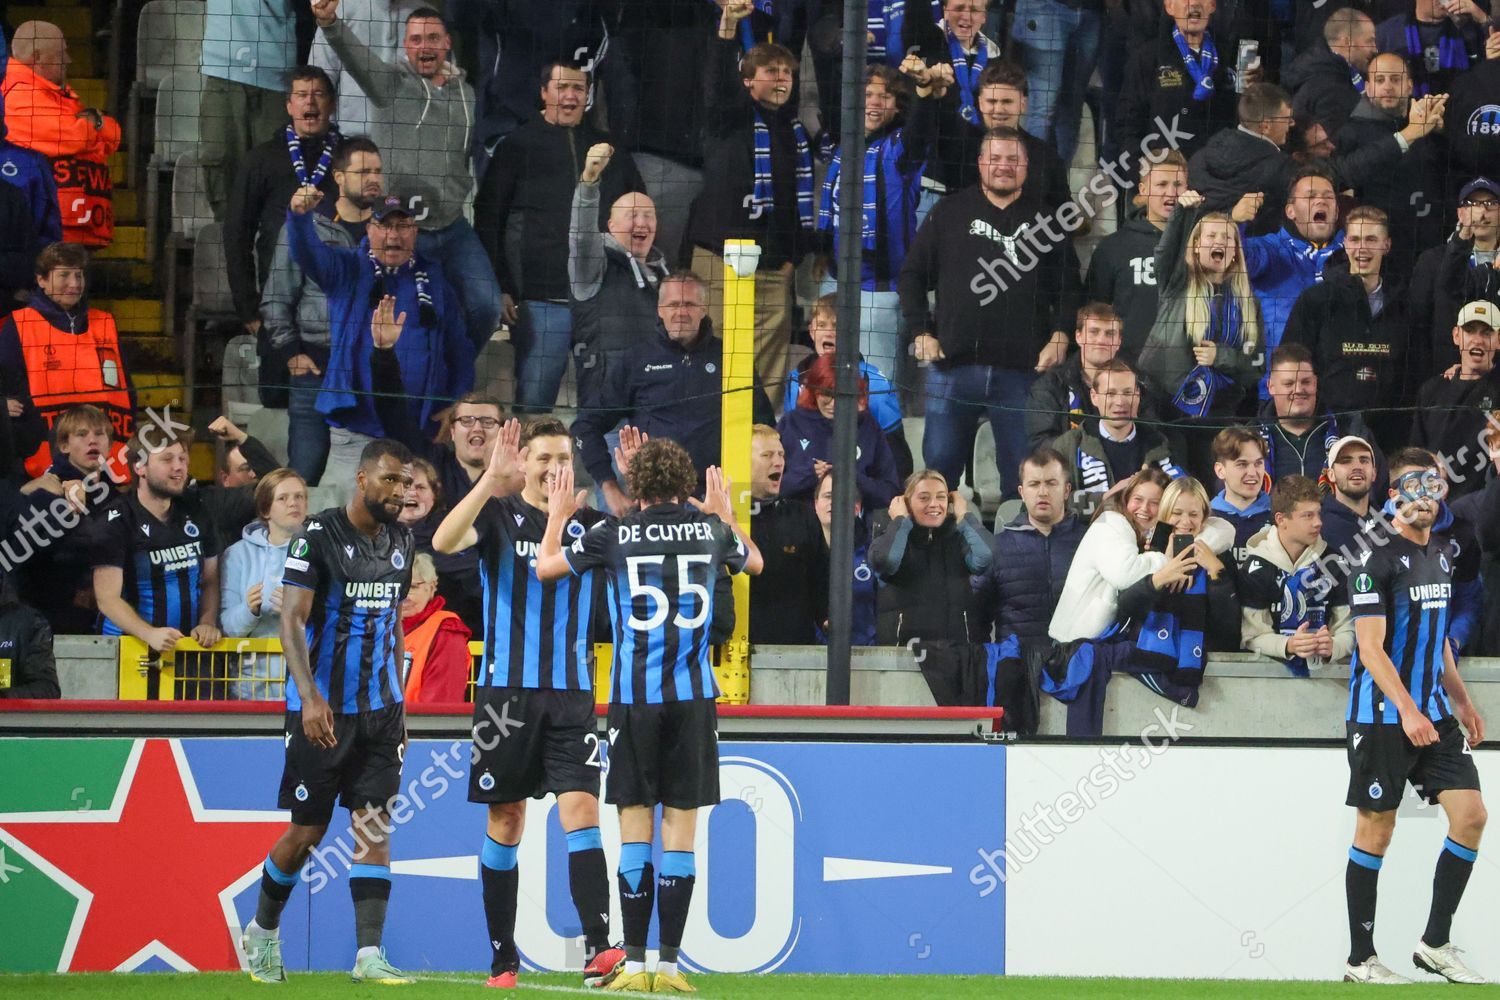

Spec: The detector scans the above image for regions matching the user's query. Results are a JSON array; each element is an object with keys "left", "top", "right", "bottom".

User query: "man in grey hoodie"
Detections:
[{"left": 311, "top": 0, "right": 499, "bottom": 352}]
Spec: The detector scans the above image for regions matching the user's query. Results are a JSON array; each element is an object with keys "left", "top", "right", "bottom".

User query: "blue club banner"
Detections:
[{"left": 176, "top": 738, "right": 1004, "bottom": 974}]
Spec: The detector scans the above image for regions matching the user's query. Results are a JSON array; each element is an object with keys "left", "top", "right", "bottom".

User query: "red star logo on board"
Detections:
[{"left": 0, "top": 738, "right": 287, "bottom": 971}]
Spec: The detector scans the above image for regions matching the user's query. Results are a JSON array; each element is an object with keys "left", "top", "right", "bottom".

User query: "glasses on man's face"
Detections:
[
  {"left": 454, "top": 415, "right": 500, "bottom": 429},
  {"left": 374, "top": 220, "right": 417, "bottom": 233},
  {"left": 1462, "top": 199, "right": 1498, "bottom": 209}
]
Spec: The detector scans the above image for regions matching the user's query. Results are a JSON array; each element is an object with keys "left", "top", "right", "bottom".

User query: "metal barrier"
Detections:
[{"left": 115, "top": 637, "right": 622, "bottom": 706}]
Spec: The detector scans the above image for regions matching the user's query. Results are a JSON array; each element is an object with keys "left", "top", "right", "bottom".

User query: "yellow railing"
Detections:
[{"left": 117, "top": 636, "right": 618, "bottom": 706}]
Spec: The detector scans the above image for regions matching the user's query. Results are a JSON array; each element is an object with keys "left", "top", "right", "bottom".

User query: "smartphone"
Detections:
[
  {"left": 1171, "top": 533, "right": 1195, "bottom": 557},
  {"left": 1236, "top": 40, "right": 1259, "bottom": 94}
]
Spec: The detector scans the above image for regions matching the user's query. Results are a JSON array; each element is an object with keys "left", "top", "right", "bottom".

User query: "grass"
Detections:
[{"left": 3, "top": 973, "right": 1500, "bottom": 998}]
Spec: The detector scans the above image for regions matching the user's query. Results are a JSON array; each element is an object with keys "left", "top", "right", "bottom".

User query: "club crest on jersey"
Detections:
[
  {"left": 1440, "top": 552, "right": 1451, "bottom": 573},
  {"left": 392, "top": 549, "right": 406, "bottom": 570},
  {"left": 478, "top": 771, "right": 495, "bottom": 791},
  {"left": 705, "top": 362, "right": 717, "bottom": 374},
  {"left": 183, "top": 520, "right": 199, "bottom": 538},
  {"left": 294, "top": 782, "right": 309, "bottom": 802},
  {"left": 567, "top": 521, "right": 586, "bottom": 539},
  {"left": 1368, "top": 780, "right": 1383, "bottom": 800}
]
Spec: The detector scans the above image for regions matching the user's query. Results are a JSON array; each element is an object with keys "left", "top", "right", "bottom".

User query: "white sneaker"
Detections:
[
  {"left": 1344, "top": 956, "right": 1413, "bottom": 984},
  {"left": 1414, "top": 940, "right": 1487, "bottom": 984}
]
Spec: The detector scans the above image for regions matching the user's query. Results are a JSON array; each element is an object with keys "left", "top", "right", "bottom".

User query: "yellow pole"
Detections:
[{"left": 717, "top": 239, "right": 760, "bottom": 704}]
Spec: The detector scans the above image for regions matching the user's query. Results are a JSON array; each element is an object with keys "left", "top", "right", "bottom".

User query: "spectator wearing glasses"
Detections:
[
  {"left": 262, "top": 137, "right": 385, "bottom": 485},
  {"left": 285, "top": 188, "right": 474, "bottom": 508},
  {"left": 1410, "top": 178, "right": 1500, "bottom": 382}
]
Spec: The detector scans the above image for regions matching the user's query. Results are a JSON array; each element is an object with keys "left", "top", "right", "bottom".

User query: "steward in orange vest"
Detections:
[
  {"left": 402, "top": 592, "right": 473, "bottom": 704},
  {"left": 0, "top": 244, "right": 135, "bottom": 478}
]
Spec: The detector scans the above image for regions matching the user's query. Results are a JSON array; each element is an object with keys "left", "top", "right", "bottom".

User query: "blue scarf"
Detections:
[
  {"left": 1261, "top": 411, "right": 1341, "bottom": 482},
  {"left": 1343, "top": 54, "right": 1365, "bottom": 94},
  {"left": 1274, "top": 564, "right": 1333, "bottom": 678},
  {"left": 1172, "top": 27, "right": 1219, "bottom": 103},
  {"left": 818, "top": 135, "right": 886, "bottom": 250},
  {"left": 752, "top": 109, "right": 815, "bottom": 231},
  {"left": 1172, "top": 290, "right": 1243, "bottom": 417},
  {"left": 868, "top": 0, "right": 906, "bottom": 65},
  {"left": 949, "top": 32, "right": 989, "bottom": 125},
  {"left": 1403, "top": 22, "right": 1469, "bottom": 96},
  {"left": 1132, "top": 568, "right": 1209, "bottom": 686},
  {"left": 285, "top": 125, "right": 340, "bottom": 187},
  {"left": 366, "top": 246, "right": 436, "bottom": 328}
]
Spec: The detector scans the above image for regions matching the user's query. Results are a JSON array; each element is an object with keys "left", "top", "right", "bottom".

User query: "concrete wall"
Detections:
[{"left": 750, "top": 646, "right": 1500, "bottom": 739}]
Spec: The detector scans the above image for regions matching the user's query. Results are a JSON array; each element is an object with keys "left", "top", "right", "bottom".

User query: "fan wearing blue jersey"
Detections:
[
  {"left": 92, "top": 431, "right": 223, "bottom": 668},
  {"left": 242, "top": 438, "right": 416, "bottom": 986},
  {"left": 538, "top": 440, "right": 764, "bottom": 994},
  {"left": 1342, "top": 448, "right": 1487, "bottom": 986},
  {"left": 432, "top": 417, "right": 625, "bottom": 990}
]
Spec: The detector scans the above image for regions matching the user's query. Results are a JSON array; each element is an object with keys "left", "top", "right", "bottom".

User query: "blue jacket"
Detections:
[
  {"left": 0, "top": 140, "right": 62, "bottom": 246},
  {"left": 784, "top": 355, "right": 904, "bottom": 432},
  {"left": 220, "top": 521, "right": 291, "bottom": 639},
  {"left": 572, "top": 319, "right": 774, "bottom": 488},
  {"left": 286, "top": 210, "right": 473, "bottom": 439},
  {"left": 973, "top": 510, "right": 1086, "bottom": 644},
  {"left": 777, "top": 406, "right": 900, "bottom": 511},
  {"left": 1243, "top": 226, "right": 1343, "bottom": 357},
  {"left": 818, "top": 518, "right": 877, "bottom": 647}
]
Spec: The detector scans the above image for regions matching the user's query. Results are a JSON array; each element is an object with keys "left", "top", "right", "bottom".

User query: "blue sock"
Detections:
[
  {"left": 618, "top": 841, "right": 651, "bottom": 893},
  {"left": 481, "top": 836, "right": 519, "bottom": 872},
  {"left": 661, "top": 851, "right": 695, "bottom": 878}
]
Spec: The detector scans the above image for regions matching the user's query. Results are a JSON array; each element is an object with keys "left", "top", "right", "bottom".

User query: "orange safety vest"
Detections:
[
  {"left": 403, "top": 608, "right": 465, "bottom": 703},
  {"left": 14, "top": 306, "right": 135, "bottom": 478}
]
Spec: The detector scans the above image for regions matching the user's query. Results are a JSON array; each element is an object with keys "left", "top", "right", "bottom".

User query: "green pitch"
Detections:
[{"left": 4, "top": 973, "right": 1500, "bottom": 998}]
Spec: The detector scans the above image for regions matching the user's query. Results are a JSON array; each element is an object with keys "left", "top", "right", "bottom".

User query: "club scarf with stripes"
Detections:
[{"left": 752, "top": 109, "right": 815, "bottom": 230}]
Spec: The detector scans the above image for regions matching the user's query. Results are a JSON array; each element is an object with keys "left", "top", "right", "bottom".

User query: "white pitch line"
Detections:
[{"left": 415, "top": 974, "right": 604, "bottom": 995}]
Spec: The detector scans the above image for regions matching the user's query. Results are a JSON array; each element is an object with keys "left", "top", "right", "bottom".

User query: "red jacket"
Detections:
[
  {"left": 2, "top": 62, "right": 121, "bottom": 246},
  {"left": 402, "top": 596, "right": 473, "bottom": 703}
]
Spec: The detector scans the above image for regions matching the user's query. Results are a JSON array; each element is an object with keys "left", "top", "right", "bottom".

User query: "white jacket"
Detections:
[{"left": 1048, "top": 512, "right": 1235, "bottom": 642}]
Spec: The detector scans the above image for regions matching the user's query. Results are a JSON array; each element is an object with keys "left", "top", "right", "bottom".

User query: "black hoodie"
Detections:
[
  {"left": 1333, "top": 96, "right": 1449, "bottom": 260},
  {"left": 0, "top": 570, "right": 58, "bottom": 699},
  {"left": 1284, "top": 44, "right": 1362, "bottom": 133},
  {"left": 1084, "top": 211, "right": 1168, "bottom": 360}
]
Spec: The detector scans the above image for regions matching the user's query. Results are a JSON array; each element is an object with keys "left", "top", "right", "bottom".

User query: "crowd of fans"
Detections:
[{"left": 0, "top": 1, "right": 1499, "bottom": 718}]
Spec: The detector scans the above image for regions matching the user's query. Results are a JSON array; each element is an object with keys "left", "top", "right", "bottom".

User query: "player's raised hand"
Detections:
[
  {"left": 549, "top": 464, "right": 586, "bottom": 523},
  {"left": 689, "top": 466, "right": 737, "bottom": 525},
  {"left": 613, "top": 425, "right": 648, "bottom": 476},
  {"left": 484, "top": 417, "right": 523, "bottom": 485},
  {"left": 371, "top": 295, "right": 406, "bottom": 349}
]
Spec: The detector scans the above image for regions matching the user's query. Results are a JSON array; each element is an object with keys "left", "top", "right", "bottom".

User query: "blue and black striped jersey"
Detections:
[
  {"left": 473, "top": 494, "right": 604, "bottom": 690},
  {"left": 564, "top": 503, "right": 748, "bottom": 705},
  {"left": 93, "top": 493, "right": 218, "bottom": 636},
  {"left": 1347, "top": 534, "right": 1454, "bottom": 725},
  {"left": 282, "top": 507, "right": 413, "bottom": 715}
]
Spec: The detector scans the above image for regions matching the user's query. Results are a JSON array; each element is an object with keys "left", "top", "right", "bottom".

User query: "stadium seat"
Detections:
[
  {"left": 127, "top": 0, "right": 206, "bottom": 192},
  {"left": 221, "top": 333, "right": 263, "bottom": 425},
  {"left": 144, "top": 68, "right": 207, "bottom": 263},
  {"left": 161, "top": 151, "right": 214, "bottom": 352},
  {"left": 181, "top": 221, "right": 235, "bottom": 411}
]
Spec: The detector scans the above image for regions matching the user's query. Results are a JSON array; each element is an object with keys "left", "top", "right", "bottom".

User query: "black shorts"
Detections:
[
  {"left": 605, "top": 699, "right": 720, "bottom": 810},
  {"left": 1345, "top": 717, "right": 1482, "bottom": 812},
  {"left": 468, "top": 687, "right": 601, "bottom": 803},
  {"left": 279, "top": 703, "right": 406, "bottom": 826}
]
